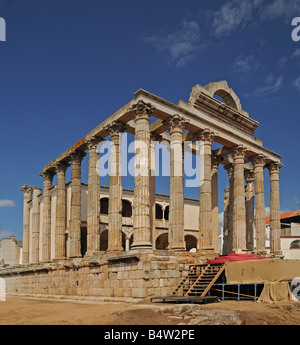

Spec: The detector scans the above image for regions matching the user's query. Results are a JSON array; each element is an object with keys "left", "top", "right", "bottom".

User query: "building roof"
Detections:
[{"left": 265, "top": 210, "right": 300, "bottom": 224}]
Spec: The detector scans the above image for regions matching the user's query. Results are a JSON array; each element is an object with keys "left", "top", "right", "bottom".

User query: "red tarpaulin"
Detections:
[{"left": 206, "top": 253, "right": 269, "bottom": 264}]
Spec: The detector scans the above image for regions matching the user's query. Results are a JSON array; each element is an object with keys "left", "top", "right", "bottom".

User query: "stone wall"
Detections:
[{"left": 0, "top": 250, "right": 207, "bottom": 300}]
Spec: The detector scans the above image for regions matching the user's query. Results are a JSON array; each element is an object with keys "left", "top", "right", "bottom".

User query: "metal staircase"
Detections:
[{"left": 172, "top": 263, "right": 225, "bottom": 297}]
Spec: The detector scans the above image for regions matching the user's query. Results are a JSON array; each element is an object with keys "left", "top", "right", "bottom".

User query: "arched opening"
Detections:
[
  {"left": 213, "top": 89, "right": 238, "bottom": 110},
  {"left": 100, "top": 230, "right": 108, "bottom": 251},
  {"left": 122, "top": 200, "right": 132, "bottom": 217},
  {"left": 100, "top": 198, "right": 109, "bottom": 215},
  {"left": 164, "top": 205, "right": 169, "bottom": 221},
  {"left": 290, "top": 240, "right": 300, "bottom": 249},
  {"left": 155, "top": 233, "right": 168, "bottom": 250},
  {"left": 185, "top": 235, "right": 197, "bottom": 252},
  {"left": 155, "top": 204, "right": 163, "bottom": 220}
]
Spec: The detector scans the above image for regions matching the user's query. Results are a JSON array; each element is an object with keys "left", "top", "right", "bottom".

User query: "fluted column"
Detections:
[
  {"left": 40, "top": 170, "right": 55, "bottom": 262},
  {"left": 211, "top": 156, "right": 220, "bottom": 253},
  {"left": 224, "top": 164, "right": 234, "bottom": 254},
  {"left": 222, "top": 187, "right": 230, "bottom": 255},
  {"left": 106, "top": 121, "right": 128, "bottom": 253},
  {"left": 31, "top": 187, "right": 42, "bottom": 263},
  {"left": 149, "top": 133, "right": 161, "bottom": 246},
  {"left": 130, "top": 100, "right": 155, "bottom": 250},
  {"left": 268, "top": 161, "right": 282, "bottom": 256},
  {"left": 245, "top": 170, "right": 255, "bottom": 252},
  {"left": 198, "top": 128, "right": 215, "bottom": 252},
  {"left": 86, "top": 137, "right": 102, "bottom": 256},
  {"left": 54, "top": 161, "right": 69, "bottom": 260},
  {"left": 20, "top": 185, "right": 34, "bottom": 264},
  {"left": 164, "top": 115, "right": 188, "bottom": 251},
  {"left": 232, "top": 145, "right": 247, "bottom": 253},
  {"left": 69, "top": 150, "right": 86, "bottom": 258},
  {"left": 252, "top": 154, "right": 266, "bottom": 255}
]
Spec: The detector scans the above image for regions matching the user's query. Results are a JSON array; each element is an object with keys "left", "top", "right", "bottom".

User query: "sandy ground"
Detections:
[{"left": 0, "top": 296, "right": 299, "bottom": 325}]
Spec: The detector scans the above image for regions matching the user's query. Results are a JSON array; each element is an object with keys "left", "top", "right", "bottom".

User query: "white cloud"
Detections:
[
  {"left": 233, "top": 54, "right": 259, "bottom": 72},
  {"left": 292, "top": 76, "right": 300, "bottom": 91},
  {"left": 254, "top": 75, "right": 283, "bottom": 96},
  {"left": 260, "top": 0, "right": 300, "bottom": 21},
  {"left": 0, "top": 199, "right": 16, "bottom": 207},
  {"left": 0, "top": 230, "right": 14, "bottom": 239},
  {"left": 142, "top": 20, "right": 203, "bottom": 67}
]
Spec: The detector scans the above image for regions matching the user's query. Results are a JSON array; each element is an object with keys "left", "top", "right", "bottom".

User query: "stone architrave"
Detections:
[
  {"left": 54, "top": 161, "right": 69, "bottom": 260},
  {"left": 163, "top": 114, "right": 188, "bottom": 252},
  {"left": 251, "top": 154, "right": 266, "bottom": 255},
  {"left": 198, "top": 128, "right": 215, "bottom": 252},
  {"left": 245, "top": 170, "right": 255, "bottom": 252},
  {"left": 31, "top": 187, "right": 42, "bottom": 263},
  {"left": 211, "top": 156, "right": 220, "bottom": 253},
  {"left": 40, "top": 170, "right": 55, "bottom": 262},
  {"left": 105, "top": 121, "right": 128, "bottom": 253},
  {"left": 20, "top": 185, "right": 34, "bottom": 264},
  {"left": 231, "top": 145, "right": 247, "bottom": 253},
  {"left": 129, "top": 100, "right": 155, "bottom": 250},
  {"left": 69, "top": 150, "right": 86, "bottom": 258},
  {"left": 86, "top": 137, "right": 103, "bottom": 256},
  {"left": 268, "top": 161, "right": 282, "bottom": 255},
  {"left": 224, "top": 164, "right": 234, "bottom": 254}
]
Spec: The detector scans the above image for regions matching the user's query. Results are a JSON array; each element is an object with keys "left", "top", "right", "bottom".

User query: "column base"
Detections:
[{"left": 130, "top": 241, "right": 153, "bottom": 250}]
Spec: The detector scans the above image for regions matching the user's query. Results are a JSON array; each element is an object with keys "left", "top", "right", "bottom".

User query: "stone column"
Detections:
[
  {"left": 105, "top": 121, "right": 128, "bottom": 253},
  {"left": 211, "top": 156, "right": 220, "bottom": 253},
  {"left": 222, "top": 187, "right": 230, "bottom": 255},
  {"left": 252, "top": 154, "right": 266, "bottom": 255},
  {"left": 20, "top": 185, "right": 34, "bottom": 264},
  {"left": 198, "top": 128, "right": 215, "bottom": 252},
  {"left": 224, "top": 164, "right": 234, "bottom": 254},
  {"left": 149, "top": 133, "right": 161, "bottom": 246},
  {"left": 54, "top": 161, "right": 69, "bottom": 260},
  {"left": 268, "top": 161, "right": 282, "bottom": 256},
  {"left": 164, "top": 115, "right": 188, "bottom": 251},
  {"left": 86, "top": 137, "right": 102, "bottom": 256},
  {"left": 245, "top": 170, "right": 255, "bottom": 252},
  {"left": 130, "top": 100, "right": 155, "bottom": 250},
  {"left": 232, "top": 145, "right": 247, "bottom": 253},
  {"left": 31, "top": 187, "right": 42, "bottom": 263},
  {"left": 69, "top": 150, "right": 86, "bottom": 258},
  {"left": 40, "top": 170, "right": 55, "bottom": 262}
]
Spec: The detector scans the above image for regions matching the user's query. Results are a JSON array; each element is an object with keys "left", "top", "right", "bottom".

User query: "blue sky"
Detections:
[{"left": 0, "top": 0, "right": 300, "bottom": 240}]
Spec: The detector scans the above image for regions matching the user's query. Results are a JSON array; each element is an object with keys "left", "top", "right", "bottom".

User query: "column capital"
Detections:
[
  {"left": 224, "top": 163, "right": 234, "bottom": 178},
  {"left": 104, "top": 120, "right": 128, "bottom": 138},
  {"left": 20, "top": 185, "right": 34, "bottom": 197},
  {"left": 55, "top": 161, "right": 69, "bottom": 174},
  {"left": 196, "top": 128, "right": 215, "bottom": 144},
  {"left": 162, "top": 114, "right": 189, "bottom": 133},
  {"left": 245, "top": 170, "right": 254, "bottom": 183},
  {"left": 250, "top": 154, "right": 267, "bottom": 168},
  {"left": 150, "top": 132, "right": 162, "bottom": 142},
  {"left": 231, "top": 145, "right": 246, "bottom": 161},
  {"left": 86, "top": 136, "right": 103, "bottom": 151},
  {"left": 39, "top": 170, "right": 56, "bottom": 184},
  {"left": 70, "top": 149, "right": 86, "bottom": 163},
  {"left": 128, "top": 100, "right": 155, "bottom": 119},
  {"left": 211, "top": 156, "right": 221, "bottom": 171},
  {"left": 267, "top": 161, "right": 283, "bottom": 175}
]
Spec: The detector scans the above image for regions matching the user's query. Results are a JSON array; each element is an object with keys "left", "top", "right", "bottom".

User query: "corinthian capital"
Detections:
[
  {"left": 70, "top": 149, "right": 86, "bottom": 163},
  {"left": 251, "top": 154, "right": 267, "bottom": 168},
  {"left": 86, "top": 136, "right": 103, "bottom": 151},
  {"left": 267, "top": 161, "right": 283, "bottom": 175},
  {"left": 196, "top": 128, "right": 215, "bottom": 144},
  {"left": 231, "top": 145, "right": 246, "bottom": 161},
  {"left": 162, "top": 114, "right": 189, "bottom": 133},
  {"left": 39, "top": 170, "right": 55, "bottom": 184},
  {"left": 104, "top": 120, "right": 128, "bottom": 138},
  {"left": 20, "top": 185, "right": 34, "bottom": 197},
  {"left": 128, "top": 100, "right": 155, "bottom": 118}
]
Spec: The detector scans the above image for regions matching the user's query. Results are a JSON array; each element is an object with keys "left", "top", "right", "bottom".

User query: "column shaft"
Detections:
[
  {"left": 198, "top": 129, "right": 215, "bottom": 252},
  {"left": 31, "top": 187, "right": 42, "bottom": 263},
  {"left": 222, "top": 187, "right": 230, "bottom": 255},
  {"left": 86, "top": 137, "right": 102, "bottom": 255},
  {"left": 268, "top": 162, "right": 282, "bottom": 255},
  {"left": 54, "top": 162, "right": 68, "bottom": 260},
  {"left": 211, "top": 157, "right": 220, "bottom": 253},
  {"left": 224, "top": 164, "right": 234, "bottom": 254},
  {"left": 232, "top": 145, "right": 247, "bottom": 253},
  {"left": 245, "top": 170, "right": 255, "bottom": 252},
  {"left": 69, "top": 150, "right": 86, "bottom": 258},
  {"left": 20, "top": 185, "right": 34, "bottom": 264},
  {"left": 252, "top": 155, "right": 266, "bottom": 255}
]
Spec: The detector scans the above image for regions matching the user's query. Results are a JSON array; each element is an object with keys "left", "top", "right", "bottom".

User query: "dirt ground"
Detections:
[{"left": 0, "top": 296, "right": 299, "bottom": 325}]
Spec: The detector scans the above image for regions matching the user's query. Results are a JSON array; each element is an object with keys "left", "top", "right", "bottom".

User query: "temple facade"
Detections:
[{"left": 2, "top": 81, "right": 283, "bottom": 300}]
